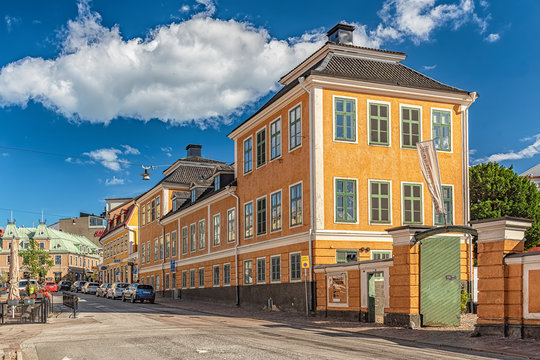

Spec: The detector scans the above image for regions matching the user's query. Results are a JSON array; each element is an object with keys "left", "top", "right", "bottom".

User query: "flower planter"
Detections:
[
  {"left": 23, "top": 299, "right": 36, "bottom": 305},
  {"left": 7, "top": 299, "right": 19, "bottom": 306}
]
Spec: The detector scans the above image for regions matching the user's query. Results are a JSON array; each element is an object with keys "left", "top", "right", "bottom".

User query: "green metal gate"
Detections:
[{"left": 420, "top": 236, "right": 461, "bottom": 326}]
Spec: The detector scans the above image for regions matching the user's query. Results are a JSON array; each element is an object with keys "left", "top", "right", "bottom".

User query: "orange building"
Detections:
[{"left": 139, "top": 23, "right": 477, "bottom": 312}]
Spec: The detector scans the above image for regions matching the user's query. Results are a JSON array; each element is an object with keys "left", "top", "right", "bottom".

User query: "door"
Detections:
[
  {"left": 367, "top": 271, "right": 384, "bottom": 323},
  {"left": 420, "top": 236, "right": 461, "bottom": 326}
]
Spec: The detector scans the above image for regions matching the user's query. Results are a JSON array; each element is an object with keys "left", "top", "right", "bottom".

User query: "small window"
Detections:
[
  {"left": 141, "top": 243, "right": 146, "bottom": 264},
  {"left": 256, "top": 197, "right": 267, "bottom": 235},
  {"left": 371, "top": 250, "right": 391, "bottom": 260},
  {"left": 369, "top": 103, "right": 389, "bottom": 145},
  {"left": 198, "top": 220, "right": 206, "bottom": 249},
  {"left": 271, "top": 256, "right": 281, "bottom": 282},
  {"left": 256, "top": 258, "right": 266, "bottom": 284},
  {"left": 435, "top": 186, "right": 453, "bottom": 225},
  {"left": 244, "top": 138, "right": 253, "bottom": 174},
  {"left": 190, "top": 269, "right": 196, "bottom": 288},
  {"left": 171, "top": 231, "right": 177, "bottom": 257},
  {"left": 165, "top": 234, "right": 170, "bottom": 258},
  {"left": 182, "top": 227, "right": 188, "bottom": 254},
  {"left": 244, "top": 260, "right": 253, "bottom": 284},
  {"left": 403, "top": 183, "right": 423, "bottom": 224},
  {"left": 432, "top": 109, "right": 451, "bottom": 151},
  {"left": 223, "top": 264, "right": 231, "bottom": 285},
  {"left": 146, "top": 242, "right": 150, "bottom": 263},
  {"left": 335, "top": 179, "right": 356, "bottom": 222},
  {"left": 270, "top": 118, "right": 281, "bottom": 160},
  {"left": 334, "top": 97, "right": 356, "bottom": 141},
  {"left": 39, "top": 242, "right": 45, "bottom": 249},
  {"left": 244, "top": 202, "right": 253, "bottom": 238},
  {"left": 290, "top": 183, "right": 302, "bottom": 226},
  {"left": 198, "top": 268, "right": 204, "bottom": 288},
  {"left": 270, "top": 191, "right": 282, "bottom": 231},
  {"left": 213, "top": 214, "right": 221, "bottom": 246},
  {"left": 213, "top": 265, "right": 220, "bottom": 287},
  {"left": 227, "top": 209, "right": 236, "bottom": 243},
  {"left": 336, "top": 250, "right": 358, "bottom": 263},
  {"left": 151, "top": 199, "right": 156, "bottom": 221},
  {"left": 370, "top": 180, "right": 391, "bottom": 224},
  {"left": 214, "top": 176, "right": 221, "bottom": 191},
  {"left": 153, "top": 238, "right": 158, "bottom": 261},
  {"left": 55, "top": 255, "right": 62, "bottom": 265},
  {"left": 159, "top": 236, "right": 164, "bottom": 260},
  {"left": 191, "top": 190, "right": 196, "bottom": 203},
  {"left": 401, "top": 106, "right": 421, "bottom": 148},
  {"left": 290, "top": 253, "right": 301, "bottom": 281},
  {"left": 190, "top": 224, "right": 196, "bottom": 251},
  {"left": 182, "top": 270, "right": 187, "bottom": 288},
  {"left": 289, "top": 105, "right": 302, "bottom": 150},
  {"left": 256, "top": 128, "right": 266, "bottom": 168}
]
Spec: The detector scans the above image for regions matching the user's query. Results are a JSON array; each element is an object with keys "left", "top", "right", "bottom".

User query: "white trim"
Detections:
[
  {"left": 430, "top": 107, "right": 453, "bottom": 154},
  {"left": 366, "top": 99, "right": 392, "bottom": 147},
  {"left": 433, "top": 183, "right": 455, "bottom": 226},
  {"left": 255, "top": 194, "right": 268, "bottom": 236},
  {"left": 198, "top": 266, "right": 205, "bottom": 288},
  {"left": 198, "top": 219, "right": 206, "bottom": 250},
  {"left": 269, "top": 189, "right": 283, "bottom": 233},
  {"left": 226, "top": 207, "right": 236, "bottom": 243},
  {"left": 312, "top": 86, "right": 325, "bottom": 231},
  {"left": 332, "top": 95, "right": 358, "bottom": 144},
  {"left": 255, "top": 125, "right": 268, "bottom": 169},
  {"left": 270, "top": 254, "right": 281, "bottom": 283},
  {"left": 401, "top": 181, "right": 424, "bottom": 225},
  {"left": 256, "top": 256, "right": 266, "bottom": 284},
  {"left": 505, "top": 254, "right": 540, "bottom": 265},
  {"left": 212, "top": 213, "right": 221, "bottom": 247},
  {"left": 312, "top": 229, "right": 393, "bottom": 242},
  {"left": 367, "top": 179, "right": 393, "bottom": 226},
  {"left": 234, "top": 138, "right": 238, "bottom": 178},
  {"left": 524, "top": 262, "right": 540, "bottom": 319},
  {"left": 288, "top": 181, "right": 304, "bottom": 228},
  {"left": 269, "top": 116, "right": 282, "bottom": 163},
  {"left": 243, "top": 200, "right": 254, "bottom": 239},
  {"left": 288, "top": 102, "right": 303, "bottom": 153},
  {"left": 243, "top": 135, "right": 254, "bottom": 175},
  {"left": 333, "top": 177, "right": 359, "bottom": 225},
  {"left": 289, "top": 251, "right": 302, "bottom": 283},
  {"left": 223, "top": 262, "right": 231, "bottom": 287},
  {"left": 399, "top": 104, "right": 422, "bottom": 150}
]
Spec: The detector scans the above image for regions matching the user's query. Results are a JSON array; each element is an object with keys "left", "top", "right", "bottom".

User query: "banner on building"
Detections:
[{"left": 416, "top": 140, "right": 445, "bottom": 214}]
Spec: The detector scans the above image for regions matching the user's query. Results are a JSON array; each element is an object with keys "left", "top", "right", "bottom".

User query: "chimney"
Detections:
[
  {"left": 327, "top": 23, "right": 355, "bottom": 45},
  {"left": 186, "top": 144, "right": 202, "bottom": 158}
]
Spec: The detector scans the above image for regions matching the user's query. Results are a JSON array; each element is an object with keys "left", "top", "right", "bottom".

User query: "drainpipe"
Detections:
[
  {"left": 299, "top": 76, "right": 314, "bottom": 312},
  {"left": 225, "top": 185, "right": 240, "bottom": 306}
]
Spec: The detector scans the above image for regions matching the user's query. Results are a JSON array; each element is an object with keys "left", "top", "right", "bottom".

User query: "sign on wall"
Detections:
[{"left": 327, "top": 273, "right": 348, "bottom": 307}]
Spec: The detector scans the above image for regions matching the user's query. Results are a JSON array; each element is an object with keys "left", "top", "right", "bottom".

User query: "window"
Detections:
[
  {"left": 191, "top": 189, "right": 196, "bottom": 203},
  {"left": 401, "top": 106, "right": 421, "bottom": 148},
  {"left": 89, "top": 216, "right": 106, "bottom": 228},
  {"left": 190, "top": 269, "right": 195, "bottom": 288},
  {"left": 243, "top": 260, "right": 253, "bottom": 284},
  {"left": 198, "top": 268, "right": 204, "bottom": 288},
  {"left": 171, "top": 231, "right": 177, "bottom": 257},
  {"left": 270, "top": 118, "right": 281, "bottom": 160},
  {"left": 151, "top": 199, "right": 156, "bottom": 221},
  {"left": 213, "top": 265, "right": 220, "bottom": 287},
  {"left": 146, "top": 242, "right": 150, "bottom": 263},
  {"left": 334, "top": 97, "right": 356, "bottom": 141},
  {"left": 336, "top": 250, "right": 358, "bottom": 263},
  {"left": 371, "top": 250, "right": 391, "bottom": 260},
  {"left": 165, "top": 233, "right": 170, "bottom": 258},
  {"left": 370, "top": 180, "right": 391, "bottom": 224},
  {"left": 165, "top": 273, "right": 169, "bottom": 289},
  {"left": 190, "top": 224, "right": 196, "bottom": 251},
  {"left": 227, "top": 209, "right": 236, "bottom": 243},
  {"left": 156, "top": 275, "right": 160, "bottom": 291},
  {"left": 435, "top": 186, "right": 453, "bottom": 225},
  {"left": 173, "top": 199, "right": 178, "bottom": 211},
  {"left": 156, "top": 196, "right": 161, "bottom": 219},
  {"left": 432, "top": 109, "right": 451, "bottom": 151},
  {"left": 403, "top": 183, "right": 423, "bottom": 224},
  {"left": 289, "top": 105, "right": 302, "bottom": 150},
  {"left": 141, "top": 205, "right": 146, "bottom": 226},
  {"left": 244, "top": 137, "right": 253, "bottom": 173},
  {"left": 256, "top": 258, "right": 266, "bottom": 284},
  {"left": 124, "top": 235, "right": 128, "bottom": 253},
  {"left": 39, "top": 242, "right": 45, "bottom": 249},
  {"left": 182, "top": 227, "right": 188, "bottom": 254},
  {"left": 335, "top": 179, "right": 356, "bottom": 222},
  {"left": 270, "top": 191, "right": 282, "bottom": 231},
  {"left": 7, "top": 255, "right": 10, "bottom": 264},
  {"left": 213, "top": 214, "right": 220, "bottom": 246},
  {"left": 141, "top": 242, "right": 146, "bottom": 264},
  {"left": 256, "top": 197, "right": 267, "bottom": 235},
  {"left": 244, "top": 202, "right": 253, "bottom": 238},
  {"left": 256, "top": 128, "right": 266, "bottom": 167},
  {"left": 146, "top": 203, "right": 151, "bottom": 224},
  {"left": 223, "top": 264, "right": 231, "bottom": 285},
  {"left": 214, "top": 176, "right": 220, "bottom": 191},
  {"left": 271, "top": 256, "right": 281, "bottom": 282},
  {"left": 198, "top": 220, "right": 206, "bottom": 249},
  {"left": 55, "top": 255, "right": 62, "bottom": 265},
  {"left": 154, "top": 238, "right": 158, "bottom": 261},
  {"left": 369, "top": 102, "right": 389, "bottom": 145},
  {"left": 290, "top": 253, "right": 301, "bottom": 281},
  {"left": 159, "top": 236, "right": 164, "bottom": 260},
  {"left": 290, "top": 183, "right": 302, "bottom": 226},
  {"left": 182, "top": 270, "right": 187, "bottom": 288}
]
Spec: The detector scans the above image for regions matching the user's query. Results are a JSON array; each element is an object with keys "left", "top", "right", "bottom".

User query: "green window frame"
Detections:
[
  {"left": 256, "top": 258, "right": 266, "bottom": 284},
  {"left": 403, "top": 183, "right": 423, "bottom": 224},
  {"left": 370, "top": 181, "right": 391, "bottom": 224},
  {"left": 290, "top": 253, "right": 301, "bottom": 281},
  {"left": 336, "top": 249, "right": 358, "bottom": 263},
  {"left": 369, "top": 103, "right": 389, "bottom": 145},
  {"left": 243, "top": 138, "right": 252, "bottom": 174},
  {"left": 256, "top": 197, "right": 267, "bottom": 235},
  {"left": 432, "top": 109, "right": 451, "bottom": 151},
  {"left": 271, "top": 256, "right": 281, "bottom": 282},
  {"left": 334, "top": 97, "right": 356, "bottom": 141},
  {"left": 401, "top": 106, "right": 420, "bottom": 148},
  {"left": 335, "top": 179, "right": 357, "bottom": 222},
  {"left": 213, "top": 265, "right": 220, "bottom": 287},
  {"left": 435, "top": 185, "right": 453, "bottom": 225},
  {"left": 371, "top": 250, "right": 391, "bottom": 260},
  {"left": 223, "top": 263, "right": 231, "bottom": 285},
  {"left": 256, "top": 128, "right": 266, "bottom": 167},
  {"left": 244, "top": 202, "right": 253, "bottom": 238},
  {"left": 270, "top": 118, "right": 281, "bottom": 160},
  {"left": 289, "top": 105, "right": 302, "bottom": 150},
  {"left": 270, "top": 191, "right": 282, "bottom": 231}
]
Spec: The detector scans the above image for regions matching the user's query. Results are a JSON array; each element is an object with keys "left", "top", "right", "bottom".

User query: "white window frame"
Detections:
[
  {"left": 269, "top": 116, "right": 282, "bottom": 162},
  {"left": 255, "top": 125, "right": 267, "bottom": 169},
  {"left": 270, "top": 255, "right": 281, "bottom": 283},
  {"left": 333, "top": 176, "right": 359, "bottom": 224},
  {"left": 181, "top": 226, "right": 188, "bottom": 254},
  {"left": 401, "top": 181, "right": 424, "bottom": 225},
  {"left": 213, "top": 213, "right": 221, "bottom": 247},
  {"left": 198, "top": 220, "right": 206, "bottom": 249},
  {"left": 244, "top": 201, "right": 254, "bottom": 239},
  {"left": 243, "top": 259, "right": 253, "bottom": 285},
  {"left": 366, "top": 99, "right": 392, "bottom": 147},
  {"left": 270, "top": 189, "right": 282, "bottom": 233},
  {"left": 190, "top": 223, "right": 196, "bottom": 252},
  {"left": 227, "top": 208, "right": 236, "bottom": 243},
  {"left": 223, "top": 263, "right": 231, "bottom": 286},
  {"left": 332, "top": 95, "right": 358, "bottom": 144},
  {"left": 288, "top": 102, "right": 302, "bottom": 152},
  {"left": 289, "top": 181, "right": 303, "bottom": 228},
  {"left": 198, "top": 267, "right": 205, "bottom": 288},
  {"left": 243, "top": 136, "right": 253, "bottom": 174},
  {"left": 430, "top": 107, "right": 453, "bottom": 153},
  {"left": 367, "top": 178, "right": 393, "bottom": 226},
  {"left": 182, "top": 270, "right": 187, "bottom": 289},
  {"left": 399, "top": 104, "right": 422, "bottom": 150},
  {"left": 213, "top": 264, "right": 220, "bottom": 287},
  {"left": 256, "top": 195, "right": 267, "bottom": 236},
  {"left": 289, "top": 252, "right": 302, "bottom": 282}
]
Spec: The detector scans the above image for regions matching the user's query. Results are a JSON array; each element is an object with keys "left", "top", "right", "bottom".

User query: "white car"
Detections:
[
  {"left": 106, "top": 283, "right": 129, "bottom": 299},
  {"left": 82, "top": 282, "right": 100, "bottom": 294}
]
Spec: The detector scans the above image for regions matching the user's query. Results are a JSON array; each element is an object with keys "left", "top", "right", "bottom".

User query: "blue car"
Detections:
[{"left": 122, "top": 283, "right": 155, "bottom": 303}]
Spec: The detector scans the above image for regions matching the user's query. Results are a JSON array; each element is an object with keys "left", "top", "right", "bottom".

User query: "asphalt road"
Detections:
[{"left": 20, "top": 294, "right": 516, "bottom": 360}]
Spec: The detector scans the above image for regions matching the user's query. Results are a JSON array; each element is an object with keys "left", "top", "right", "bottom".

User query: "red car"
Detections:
[{"left": 44, "top": 281, "right": 58, "bottom": 292}]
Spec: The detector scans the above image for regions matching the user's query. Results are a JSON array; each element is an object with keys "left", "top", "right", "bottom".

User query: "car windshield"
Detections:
[
  {"left": 79, "top": 282, "right": 87, "bottom": 286},
  {"left": 116, "top": 284, "right": 128, "bottom": 288},
  {"left": 138, "top": 285, "right": 153, "bottom": 290},
  {"left": 19, "top": 281, "right": 28, "bottom": 286}
]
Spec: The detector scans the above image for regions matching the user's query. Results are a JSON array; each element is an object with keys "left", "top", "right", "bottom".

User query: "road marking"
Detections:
[
  {"left": 196, "top": 349, "right": 208, "bottom": 354},
  {"left": 62, "top": 357, "right": 71, "bottom": 360}
]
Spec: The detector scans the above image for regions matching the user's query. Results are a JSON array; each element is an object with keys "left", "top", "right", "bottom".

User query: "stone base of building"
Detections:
[
  {"left": 384, "top": 312, "right": 421, "bottom": 328},
  {"left": 474, "top": 323, "right": 540, "bottom": 339},
  {"left": 314, "top": 310, "right": 361, "bottom": 321}
]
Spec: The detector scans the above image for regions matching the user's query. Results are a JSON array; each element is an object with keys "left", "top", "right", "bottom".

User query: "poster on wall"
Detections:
[{"left": 327, "top": 273, "right": 348, "bottom": 306}]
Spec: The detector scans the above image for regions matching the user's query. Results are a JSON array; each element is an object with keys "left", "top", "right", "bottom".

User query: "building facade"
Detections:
[{"left": 54, "top": 212, "right": 107, "bottom": 247}]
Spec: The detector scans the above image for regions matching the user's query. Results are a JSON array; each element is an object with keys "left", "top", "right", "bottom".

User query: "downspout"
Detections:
[
  {"left": 299, "top": 76, "right": 314, "bottom": 312},
  {"left": 225, "top": 185, "right": 240, "bottom": 306}
]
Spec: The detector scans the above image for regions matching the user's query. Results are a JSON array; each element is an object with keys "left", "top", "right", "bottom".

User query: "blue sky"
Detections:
[{"left": 0, "top": 0, "right": 538, "bottom": 227}]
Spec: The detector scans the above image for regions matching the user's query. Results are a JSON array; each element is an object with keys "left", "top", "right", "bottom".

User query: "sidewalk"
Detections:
[{"left": 155, "top": 295, "right": 540, "bottom": 359}]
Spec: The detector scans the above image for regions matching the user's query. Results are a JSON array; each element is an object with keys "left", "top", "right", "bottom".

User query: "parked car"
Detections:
[
  {"left": 58, "top": 281, "right": 72, "bottom": 291},
  {"left": 107, "top": 282, "right": 129, "bottom": 299},
  {"left": 18, "top": 279, "right": 39, "bottom": 294},
  {"left": 44, "top": 281, "right": 58, "bottom": 293},
  {"left": 70, "top": 281, "right": 87, "bottom": 292},
  {"left": 122, "top": 284, "right": 155, "bottom": 303},
  {"left": 81, "top": 282, "right": 100, "bottom": 294},
  {"left": 96, "top": 283, "right": 111, "bottom": 297}
]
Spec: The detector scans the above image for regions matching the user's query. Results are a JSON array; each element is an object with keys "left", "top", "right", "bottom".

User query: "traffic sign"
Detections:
[
  {"left": 301, "top": 255, "right": 310, "bottom": 269},
  {"left": 170, "top": 260, "right": 176, "bottom": 272}
]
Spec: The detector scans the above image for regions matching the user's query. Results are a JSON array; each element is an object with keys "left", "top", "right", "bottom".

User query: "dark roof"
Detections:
[
  {"left": 163, "top": 165, "right": 215, "bottom": 185},
  {"left": 100, "top": 204, "right": 135, "bottom": 240},
  {"left": 229, "top": 50, "right": 470, "bottom": 137}
]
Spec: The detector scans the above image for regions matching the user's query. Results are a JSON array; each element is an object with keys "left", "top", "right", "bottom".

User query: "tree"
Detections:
[
  {"left": 470, "top": 162, "right": 540, "bottom": 250},
  {"left": 20, "top": 238, "right": 54, "bottom": 280}
]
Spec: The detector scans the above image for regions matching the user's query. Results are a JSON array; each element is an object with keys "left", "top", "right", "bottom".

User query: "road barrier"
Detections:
[
  {"left": 0, "top": 298, "right": 50, "bottom": 324},
  {"left": 62, "top": 292, "right": 79, "bottom": 318}
]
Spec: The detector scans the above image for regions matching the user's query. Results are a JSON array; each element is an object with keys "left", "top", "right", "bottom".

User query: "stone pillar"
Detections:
[
  {"left": 471, "top": 217, "right": 533, "bottom": 337},
  {"left": 385, "top": 226, "right": 432, "bottom": 328}
]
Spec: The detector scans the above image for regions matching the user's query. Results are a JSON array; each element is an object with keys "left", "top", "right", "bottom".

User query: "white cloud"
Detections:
[
  {"left": 476, "top": 134, "right": 540, "bottom": 163},
  {"left": 83, "top": 147, "right": 129, "bottom": 171},
  {"left": 65, "top": 157, "right": 93, "bottom": 165},
  {"left": 485, "top": 33, "right": 500, "bottom": 42},
  {"left": 180, "top": 5, "right": 190, "bottom": 13},
  {"left": 1, "top": 152, "right": 8, "bottom": 157},
  {"left": 423, "top": 64, "right": 437, "bottom": 70},
  {"left": 161, "top": 146, "right": 173, "bottom": 157},
  {"left": 121, "top": 144, "right": 140, "bottom": 155},
  {"left": 469, "top": 148, "right": 477, "bottom": 155},
  {"left": 5, "top": 15, "right": 21, "bottom": 32},
  {"left": 105, "top": 176, "right": 125, "bottom": 186},
  {"left": 0, "top": 0, "right": 494, "bottom": 126}
]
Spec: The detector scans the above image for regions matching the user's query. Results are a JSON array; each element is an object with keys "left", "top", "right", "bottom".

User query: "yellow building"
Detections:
[{"left": 99, "top": 201, "right": 138, "bottom": 283}]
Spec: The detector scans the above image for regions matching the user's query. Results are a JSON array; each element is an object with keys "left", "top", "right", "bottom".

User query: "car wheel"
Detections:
[
  {"left": 122, "top": 295, "right": 126, "bottom": 302},
  {"left": 149, "top": 299, "right": 154, "bottom": 304},
  {"left": 130, "top": 296, "right": 135, "bottom": 303}
]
